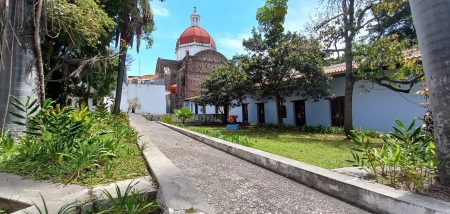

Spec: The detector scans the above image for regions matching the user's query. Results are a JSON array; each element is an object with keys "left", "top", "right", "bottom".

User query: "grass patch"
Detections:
[
  {"left": 0, "top": 110, "right": 147, "bottom": 186},
  {"left": 184, "top": 125, "right": 360, "bottom": 169}
]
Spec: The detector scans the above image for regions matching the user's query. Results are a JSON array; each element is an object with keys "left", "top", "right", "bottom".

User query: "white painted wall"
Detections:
[
  {"left": 120, "top": 83, "right": 166, "bottom": 115},
  {"left": 227, "top": 76, "right": 426, "bottom": 132},
  {"left": 351, "top": 79, "right": 425, "bottom": 131},
  {"left": 176, "top": 43, "right": 214, "bottom": 60}
]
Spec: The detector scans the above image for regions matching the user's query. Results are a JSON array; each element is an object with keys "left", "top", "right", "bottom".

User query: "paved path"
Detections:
[
  {"left": 132, "top": 116, "right": 369, "bottom": 214},
  {"left": 0, "top": 172, "right": 90, "bottom": 213}
]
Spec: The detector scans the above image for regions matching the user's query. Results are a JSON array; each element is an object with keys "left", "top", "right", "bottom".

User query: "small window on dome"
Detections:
[{"left": 186, "top": 50, "right": 190, "bottom": 56}]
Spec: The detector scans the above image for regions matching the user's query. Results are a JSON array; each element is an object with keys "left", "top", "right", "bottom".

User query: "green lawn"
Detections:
[{"left": 185, "top": 125, "right": 358, "bottom": 169}]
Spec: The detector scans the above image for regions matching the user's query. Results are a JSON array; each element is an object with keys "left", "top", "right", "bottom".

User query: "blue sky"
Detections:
[{"left": 127, "top": 0, "right": 320, "bottom": 76}]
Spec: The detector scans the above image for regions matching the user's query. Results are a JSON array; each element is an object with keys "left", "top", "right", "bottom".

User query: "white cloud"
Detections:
[
  {"left": 284, "top": 0, "right": 319, "bottom": 33},
  {"left": 153, "top": 6, "right": 170, "bottom": 17},
  {"left": 217, "top": 33, "right": 251, "bottom": 56}
]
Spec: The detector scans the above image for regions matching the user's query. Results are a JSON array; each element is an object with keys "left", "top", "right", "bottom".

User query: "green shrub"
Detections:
[
  {"left": 299, "top": 125, "right": 344, "bottom": 134},
  {"left": 353, "top": 129, "right": 383, "bottom": 138},
  {"left": 0, "top": 97, "right": 145, "bottom": 185},
  {"left": 186, "top": 126, "right": 254, "bottom": 147},
  {"left": 160, "top": 114, "right": 174, "bottom": 124},
  {"left": 0, "top": 130, "right": 15, "bottom": 162},
  {"left": 0, "top": 130, "right": 14, "bottom": 154},
  {"left": 174, "top": 107, "right": 193, "bottom": 125},
  {"left": 348, "top": 119, "right": 437, "bottom": 191},
  {"left": 251, "top": 123, "right": 344, "bottom": 135}
]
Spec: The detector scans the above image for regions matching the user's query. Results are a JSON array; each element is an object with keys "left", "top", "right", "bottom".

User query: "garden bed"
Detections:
[{"left": 0, "top": 101, "right": 148, "bottom": 186}]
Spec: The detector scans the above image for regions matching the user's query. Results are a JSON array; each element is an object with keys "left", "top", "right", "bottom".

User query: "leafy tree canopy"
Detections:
[
  {"left": 356, "top": 35, "right": 423, "bottom": 93},
  {"left": 316, "top": 0, "right": 422, "bottom": 94},
  {"left": 238, "top": 0, "right": 330, "bottom": 125},
  {"left": 194, "top": 63, "right": 252, "bottom": 123},
  {"left": 103, "top": 0, "right": 157, "bottom": 52},
  {"left": 43, "top": 0, "right": 121, "bottom": 105},
  {"left": 47, "top": 0, "right": 116, "bottom": 48},
  {"left": 366, "top": 0, "right": 416, "bottom": 43}
]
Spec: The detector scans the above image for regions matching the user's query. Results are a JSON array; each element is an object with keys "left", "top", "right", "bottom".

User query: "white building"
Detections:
[
  {"left": 187, "top": 62, "right": 426, "bottom": 132},
  {"left": 120, "top": 76, "right": 166, "bottom": 115}
]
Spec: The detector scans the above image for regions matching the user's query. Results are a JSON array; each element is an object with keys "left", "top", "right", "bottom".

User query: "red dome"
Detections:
[{"left": 176, "top": 26, "right": 216, "bottom": 49}]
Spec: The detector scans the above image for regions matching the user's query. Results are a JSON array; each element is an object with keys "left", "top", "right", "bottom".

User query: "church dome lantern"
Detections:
[{"left": 176, "top": 7, "right": 216, "bottom": 60}]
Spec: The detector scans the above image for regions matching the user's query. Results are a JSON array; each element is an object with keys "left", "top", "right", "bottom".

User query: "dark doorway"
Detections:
[
  {"left": 242, "top": 104, "right": 249, "bottom": 123},
  {"left": 330, "top": 96, "right": 345, "bottom": 127},
  {"left": 293, "top": 100, "right": 306, "bottom": 126},
  {"left": 257, "top": 103, "right": 265, "bottom": 124},
  {"left": 194, "top": 104, "right": 199, "bottom": 114}
]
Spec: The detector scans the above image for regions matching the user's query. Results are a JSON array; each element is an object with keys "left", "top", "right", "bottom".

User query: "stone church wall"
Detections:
[{"left": 184, "top": 50, "right": 227, "bottom": 99}]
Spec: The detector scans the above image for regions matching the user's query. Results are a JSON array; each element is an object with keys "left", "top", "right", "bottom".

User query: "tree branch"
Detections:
[
  {"left": 67, "top": 54, "right": 120, "bottom": 78},
  {"left": 375, "top": 73, "right": 424, "bottom": 84},
  {"left": 355, "top": 4, "right": 375, "bottom": 30},
  {"left": 325, "top": 48, "right": 345, "bottom": 52},
  {"left": 356, "top": 17, "right": 378, "bottom": 31},
  {"left": 374, "top": 79, "right": 412, "bottom": 93},
  {"left": 372, "top": 73, "right": 424, "bottom": 93},
  {"left": 44, "top": 63, "right": 64, "bottom": 81},
  {"left": 315, "top": 13, "right": 344, "bottom": 30}
]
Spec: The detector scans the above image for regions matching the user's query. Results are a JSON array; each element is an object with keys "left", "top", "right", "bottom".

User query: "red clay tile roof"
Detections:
[
  {"left": 323, "top": 62, "right": 358, "bottom": 75},
  {"left": 128, "top": 74, "right": 161, "bottom": 81},
  {"left": 176, "top": 26, "right": 216, "bottom": 49},
  {"left": 322, "top": 49, "right": 421, "bottom": 75}
]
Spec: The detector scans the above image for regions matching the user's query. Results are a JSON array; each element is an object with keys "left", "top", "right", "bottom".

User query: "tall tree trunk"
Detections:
[
  {"left": 275, "top": 95, "right": 283, "bottom": 127},
  {"left": 0, "top": 0, "right": 37, "bottom": 132},
  {"left": 343, "top": 46, "right": 355, "bottom": 135},
  {"left": 343, "top": 0, "right": 355, "bottom": 135},
  {"left": 113, "top": 47, "right": 127, "bottom": 115},
  {"left": 222, "top": 105, "right": 230, "bottom": 125},
  {"left": 410, "top": 0, "right": 450, "bottom": 185},
  {"left": 33, "top": 0, "right": 45, "bottom": 105}
]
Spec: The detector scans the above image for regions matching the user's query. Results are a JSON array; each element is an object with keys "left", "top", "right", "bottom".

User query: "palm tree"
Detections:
[
  {"left": 0, "top": 0, "right": 37, "bottom": 130},
  {"left": 111, "top": 0, "right": 155, "bottom": 115},
  {"left": 409, "top": 0, "right": 450, "bottom": 185}
]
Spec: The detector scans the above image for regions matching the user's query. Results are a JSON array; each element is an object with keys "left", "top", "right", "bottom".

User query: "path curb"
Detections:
[
  {"left": 130, "top": 116, "right": 214, "bottom": 214},
  {"left": 159, "top": 122, "right": 450, "bottom": 214},
  {"left": 0, "top": 172, "right": 158, "bottom": 214}
]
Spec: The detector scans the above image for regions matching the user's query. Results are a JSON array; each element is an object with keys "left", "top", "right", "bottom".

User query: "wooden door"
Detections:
[
  {"left": 294, "top": 100, "right": 306, "bottom": 126},
  {"left": 330, "top": 96, "right": 345, "bottom": 127},
  {"left": 257, "top": 103, "right": 265, "bottom": 124},
  {"left": 242, "top": 104, "right": 248, "bottom": 123}
]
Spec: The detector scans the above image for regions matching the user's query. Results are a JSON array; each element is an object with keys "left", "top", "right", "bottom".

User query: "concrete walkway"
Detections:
[
  {"left": 0, "top": 172, "right": 90, "bottom": 213},
  {"left": 131, "top": 115, "right": 369, "bottom": 214}
]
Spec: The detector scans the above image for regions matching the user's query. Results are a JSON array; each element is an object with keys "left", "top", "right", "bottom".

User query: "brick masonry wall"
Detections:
[{"left": 157, "top": 50, "right": 227, "bottom": 113}]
